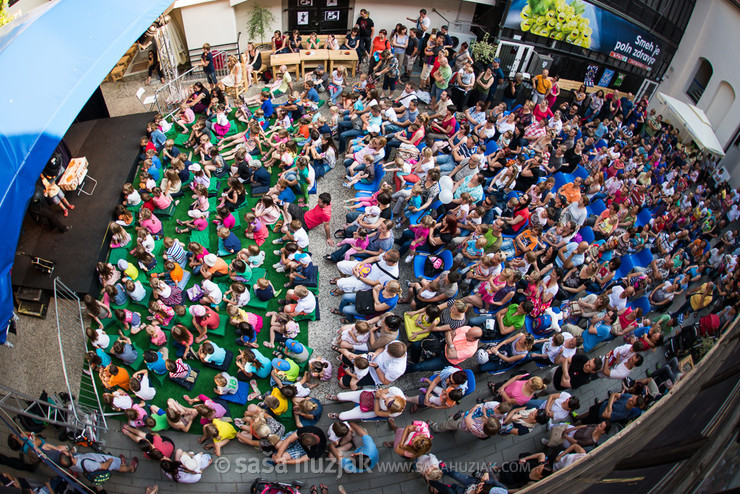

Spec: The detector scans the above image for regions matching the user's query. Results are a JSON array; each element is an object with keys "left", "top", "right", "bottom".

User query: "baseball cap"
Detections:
[
  {"left": 285, "top": 339, "right": 304, "bottom": 353},
  {"left": 271, "top": 358, "right": 290, "bottom": 371}
]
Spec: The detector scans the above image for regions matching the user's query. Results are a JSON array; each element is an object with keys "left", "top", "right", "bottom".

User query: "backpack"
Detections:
[
  {"left": 423, "top": 255, "right": 444, "bottom": 278},
  {"left": 81, "top": 460, "right": 111, "bottom": 485},
  {"left": 532, "top": 314, "right": 552, "bottom": 336},
  {"left": 698, "top": 314, "right": 720, "bottom": 337}
]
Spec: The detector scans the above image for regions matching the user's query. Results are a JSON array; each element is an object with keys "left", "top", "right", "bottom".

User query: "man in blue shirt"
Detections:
[
  {"left": 331, "top": 423, "right": 379, "bottom": 473},
  {"left": 578, "top": 392, "right": 645, "bottom": 424}
]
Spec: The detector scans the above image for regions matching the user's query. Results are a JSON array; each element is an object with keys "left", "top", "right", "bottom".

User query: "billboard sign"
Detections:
[{"left": 504, "top": 0, "right": 663, "bottom": 71}]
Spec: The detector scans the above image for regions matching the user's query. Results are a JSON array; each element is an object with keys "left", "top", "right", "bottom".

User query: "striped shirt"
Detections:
[
  {"left": 165, "top": 241, "right": 187, "bottom": 266},
  {"left": 169, "top": 358, "right": 190, "bottom": 379}
]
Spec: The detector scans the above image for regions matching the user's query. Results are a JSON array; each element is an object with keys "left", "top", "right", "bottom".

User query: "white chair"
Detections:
[{"left": 136, "top": 87, "right": 157, "bottom": 111}]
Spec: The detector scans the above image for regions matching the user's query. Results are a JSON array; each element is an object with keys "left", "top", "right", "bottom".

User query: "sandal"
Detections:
[
  {"left": 409, "top": 403, "right": 419, "bottom": 414},
  {"left": 329, "top": 278, "right": 340, "bottom": 285},
  {"left": 330, "top": 289, "right": 343, "bottom": 296},
  {"left": 272, "top": 220, "right": 284, "bottom": 233},
  {"left": 382, "top": 441, "right": 394, "bottom": 448},
  {"left": 330, "top": 308, "right": 344, "bottom": 316},
  {"left": 320, "top": 485, "right": 328, "bottom": 494},
  {"left": 130, "top": 457, "right": 139, "bottom": 472},
  {"left": 311, "top": 486, "right": 318, "bottom": 494},
  {"left": 327, "top": 413, "right": 340, "bottom": 419},
  {"left": 325, "top": 394, "right": 339, "bottom": 401},
  {"left": 487, "top": 382, "right": 497, "bottom": 394},
  {"left": 340, "top": 317, "right": 351, "bottom": 324},
  {"left": 330, "top": 344, "right": 342, "bottom": 353}
]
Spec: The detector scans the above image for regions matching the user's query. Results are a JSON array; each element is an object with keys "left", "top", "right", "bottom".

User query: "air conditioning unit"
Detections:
[{"left": 527, "top": 52, "right": 553, "bottom": 76}]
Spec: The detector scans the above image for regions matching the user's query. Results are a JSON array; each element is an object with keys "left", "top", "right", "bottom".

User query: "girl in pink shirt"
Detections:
[
  {"left": 151, "top": 187, "right": 173, "bottom": 210},
  {"left": 139, "top": 208, "right": 162, "bottom": 235}
]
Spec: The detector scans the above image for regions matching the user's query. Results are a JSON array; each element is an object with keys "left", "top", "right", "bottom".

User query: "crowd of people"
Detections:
[{"left": 23, "top": 7, "right": 739, "bottom": 493}]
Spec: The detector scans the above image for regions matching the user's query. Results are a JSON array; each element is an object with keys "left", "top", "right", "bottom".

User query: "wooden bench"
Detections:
[{"left": 558, "top": 78, "right": 628, "bottom": 99}]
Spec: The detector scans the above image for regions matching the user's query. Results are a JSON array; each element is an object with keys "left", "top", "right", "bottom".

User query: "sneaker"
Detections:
[
  {"left": 405, "top": 254, "right": 414, "bottom": 263},
  {"left": 273, "top": 250, "right": 282, "bottom": 256},
  {"left": 540, "top": 438, "right": 550, "bottom": 446},
  {"left": 272, "top": 238, "right": 284, "bottom": 245},
  {"left": 275, "top": 266, "right": 285, "bottom": 273}
]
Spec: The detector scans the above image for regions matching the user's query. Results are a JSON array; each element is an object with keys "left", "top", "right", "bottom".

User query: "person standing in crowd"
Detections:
[{"left": 355, "top": 9, "right": 375, "bottom": 63}]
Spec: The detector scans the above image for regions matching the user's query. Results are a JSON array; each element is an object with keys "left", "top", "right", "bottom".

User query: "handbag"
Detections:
[
  {"left": 359, "top": 391, "right": 375, "bottom": 412},
  {"left": 423, "top": 255, "right": 444, "bottom": 278},
  {"left": 354, "top": 289, "right": 376, "bottom": 315},
  {"left": 186, "top": 284, "right": 204, "bottom": 302},
  {"left": 81, "top": 460, "right": 111, "bottom": 485},
  {"left": 420, "top": 336, "right": 444, "bottom": 361}
]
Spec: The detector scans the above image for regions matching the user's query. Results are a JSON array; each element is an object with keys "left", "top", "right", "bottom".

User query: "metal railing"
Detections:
[{"left": 53, "top": 278, "right": 108, "bottom": 439}]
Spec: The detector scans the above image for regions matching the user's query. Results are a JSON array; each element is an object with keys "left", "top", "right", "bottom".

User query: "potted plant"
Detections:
[
  {"left": 470, "top": 33, "right": 498, "bottom": 71},
  {"left": 247, "top": 3, "right": 277, "bottom": 49}
]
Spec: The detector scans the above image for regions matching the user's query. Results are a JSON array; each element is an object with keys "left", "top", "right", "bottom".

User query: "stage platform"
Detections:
[{"left": 12, "top": 112, "right": 154, "bottom": 295}]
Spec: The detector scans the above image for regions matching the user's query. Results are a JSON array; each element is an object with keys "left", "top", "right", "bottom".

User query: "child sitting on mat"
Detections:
[
  {"left": 175, "top": 102, "right": 195, "bottom": 134},
  {"left": 110, "top": 222, "right": 132, "bottom": 249},
  {"left": 143, "top": 349, "right": 169, "bottom": 375},
  {"left": 189, "top": 182, "right": 210, "bottom": 214},
  {"left": 260, "top": 387, "right": 290, "bottom": 418},
  {"left": 124, "top": 279, "right": 147, "bottom": 303},
  {"left": 212, "top": 104, "right": 231, "bottom": 137},
  {"left": 254, "top": 278, "right": 276, "bottom": 302},
  {"left": 245, "top": 245, "right": 266, "bottom": 268},
  {"left": 132, "top": 245, "right": 157, "bottom": 272},
  {"left": 262, "top": 312, "right": 299, "bottom": 349},
  {"left": 121, "top": 183, "right": 141, "bottom": 207},
  {"left": 188, "top": 164, "right": 211, "bottom": 191},
  {"left": 224, "top": 282, "right": 250, "bottom": 308},
  {"left": 148, "top": 299, "right": 175, "bottom": 326},
  {"left": 151, "top": 186, "right": 173, "bottom": 211},
  {"left": 280, "top": 285, "right": 316, "bottom": 318},
  {"left": 115, "top": 308, "right": 142, "bottom": 333},
  {"left": 111, "top": 332, "right": 139, "bottom": 366},
  {"left": 142, "top": 322, "right": 167, "bottom": 348},
  {"left": 104, "top": 283, "right": 128, "bottom": 306},
  {"left": 213, "top": 206, "right": 236, "bottom": 230},
  {"left": 162, "top": 261, "right": 184, "bottom": 287},
  {"left": 218, "top": 178, "right": 245, "bottom": 211},
  {"left": 165, "top": 357, "right": 198, "bottom": 384},
  {"left": 187, "top": 242, "right": 209, "bottom": 275},
  {"left": 228, "top": 259, "right": 253, "bottom": 284},
  {"left": 218, "top": 227, "right": 241, "bottom": 255},
  {"left": 138, "top": 208, "right": 162, "bottom": 236},
  {"left": 198, "top": 340, "right": 227, "bottom": 367},
  {"left": 86, "top": 326, "right": 111, "bottom": 350},
  {"left": 272, "top": 242, "right": 299, "bottom": 274},
  {"left": 138, "top": 171, "right": 156, "bottom": 194},
  {"left": 114, "top": 204, "right": 134, "bottom": 227},
  {"left": 134, "top": 229, "right": 155, "bottom": 255},
  {"left": 214, "top": 372, "right": 239, "bottom": 396},
  {"left": 243, "top": 213, "right": 269, "bottom": 247},
  {"left": 175, "top": 210, "right": 208, "bottom": 234},
  {"left": 117, "top": 259, "right": 139, "bottom": 281}
]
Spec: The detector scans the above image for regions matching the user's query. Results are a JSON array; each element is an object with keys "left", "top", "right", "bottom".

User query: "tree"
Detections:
[
  {"left": 247, "top": 3, "right": 277, "bottom": 47},
  {"left": 0, "top": 1, "right": 13, "bottom": 29}
]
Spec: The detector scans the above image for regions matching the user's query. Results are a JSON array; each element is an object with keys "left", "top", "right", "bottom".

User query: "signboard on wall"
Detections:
[
  {"left": 598, "top": 68, "right": 614, "bottom": 87},
  {"left": 504, "top": 0, "right": 663, "bottom": 71}
]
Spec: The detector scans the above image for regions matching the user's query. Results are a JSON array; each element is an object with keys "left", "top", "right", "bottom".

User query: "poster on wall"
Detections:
[
  {"left": 584, "top": 64, "right": 599, "bottom": 87},
  {"left": 504, "top": 0, "right": 663, "bottom": 72},
  {"left": 326, "top": 0, "right": 337, "bottom": 5},
  {"left": 325, "top": 11, "right": 339, "bottom": 21},
  {"left": 613, "top": 72, "right": 626, "bottom": 87},
  {"left": 298, "top": 0, "right": 313, "bottom": 5},
  {"left": 297, "top": 11, "right": 309, "bottom": 25},
  {"left": 598, "top": 68, "right": 614, "bottom": 87}
]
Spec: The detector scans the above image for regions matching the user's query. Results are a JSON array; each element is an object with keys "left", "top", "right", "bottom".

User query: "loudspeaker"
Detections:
[{"left": 527, "top": 52, "right": 553, "bottom": 76}]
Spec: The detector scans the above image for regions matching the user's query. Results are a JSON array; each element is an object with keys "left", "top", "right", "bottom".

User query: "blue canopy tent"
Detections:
[{"left": 0, "top": 0, "right": 172, "bottom": 342}]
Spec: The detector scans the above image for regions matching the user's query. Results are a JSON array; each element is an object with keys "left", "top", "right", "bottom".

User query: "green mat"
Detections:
[{"left": 96, "top": 106, "right": 316, "bottom": 436}]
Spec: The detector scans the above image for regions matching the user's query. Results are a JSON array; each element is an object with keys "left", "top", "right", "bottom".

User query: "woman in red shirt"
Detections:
[
  {"left": 368, "top": 29, "right": 390, "bottom": 75},
  {"left": 532, "top": 99, "right": 554, "bottom": 122}
]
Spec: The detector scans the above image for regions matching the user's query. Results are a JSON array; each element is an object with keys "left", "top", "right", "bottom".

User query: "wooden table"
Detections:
[
  {"left": 59, "top": 157, "right": 96, "bottom": 195},
  {"left": 270, "top": 53, "right": 301, "bottom": 79},
  {"left": 329, "top": 50, "right": 359, "bottom": 78},
  {"left": 299, "top": 49, "right": 329, "bottom": 79}
]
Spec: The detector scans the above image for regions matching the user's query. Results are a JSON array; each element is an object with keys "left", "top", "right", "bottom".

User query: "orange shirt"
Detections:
[
  {"left": 169, "top": 263, "right": 184, "bottom": 283},
  {"left": 106, "top": 367, "right": 131, "bottom": 390},
  {"left": 371, "top": 36, "right": 389, "bottom": 55},
  {"left": 208, "top": 257, "right": 229, "bottom": 276},
  {"left": 559, "top": 183, "right": 582, "bottom": 204},
  {"left": 445, "top": 327, "right": 479, "bottom": 365}
]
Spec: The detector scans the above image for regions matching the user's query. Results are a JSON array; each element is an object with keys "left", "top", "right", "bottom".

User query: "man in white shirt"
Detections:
[
  {"left": 368, "top": 341, "right": 407, "bottom": 385},
  {"left": 600, "top": 352, "right": 643, "bottom": 380},
  {"left": 607, "top": 285, "right": 634, "bottom": 312},
  {"left": 335, "top": 251, "right": 400, "bottom": 293},
  {"left": 407, "top": 9, "right": 430, "bottom": 33},
  {"left": 562, "top": 197, "right": 589, "bottom": 228},
  {"left": 538, "top": 392, "right": 579, "bottom": 424}
]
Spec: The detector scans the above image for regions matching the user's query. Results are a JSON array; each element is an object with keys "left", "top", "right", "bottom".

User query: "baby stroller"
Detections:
[{"left": 250, "top": 478, "right": 303, "bottom": 494}]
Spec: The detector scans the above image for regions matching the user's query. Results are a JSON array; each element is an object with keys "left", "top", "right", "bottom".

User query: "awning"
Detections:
[
  {"left": 656, "top": 92, "right": 726, "bottom": 157},
  {"left": 0, "top": 0, "right": 172, "bottom": 341}
]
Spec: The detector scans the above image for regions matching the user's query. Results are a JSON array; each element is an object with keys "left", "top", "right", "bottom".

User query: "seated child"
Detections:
[
  {"left": 228, "top": 259, "right": 253, "bottom": 283},
  {"left": 143, "top": 349, "right": 169, "bottom": 375},
  {"left": 218, "top": 227, "right": 242, "bottom": 254},
  {"left": 244, "top": 213, "right": 269, "bottom": 246},
  {"left": 163, "top": 237, "right": 188, "bottom": 268},
  {"left": 224, "top": 282, "right": 250, "bottom": 307},
  {"left": 333, "top": 320, "right": 372, "bottom": 350},
  {"left": 254, "top": 278, "right": 276, "bottom": 302},
  {"left": 214, "top": 372, "right": 239, "bottom": 396},
  {"left": 198, "top": 340, "right": 227, "bottom": 366},
  {"left": 115, "top": 308, "right": 142, "bottom": 332},
  {"left": 281, "top": 285, "right": 316, "bottom": 317},
  {"left": 110, "top": 222, "right": 132, "bottom": 248},
  {"left": 124, "top": 279, "right": 146, "bottom": 302}
]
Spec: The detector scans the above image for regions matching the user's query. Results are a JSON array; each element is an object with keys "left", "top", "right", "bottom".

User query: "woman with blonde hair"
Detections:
[
  {"left": 488, "top": 373, "right": 546, "bottom": 406},
  {"left": 221, "top": 55, "right": 243, "bottom": 89},
  {"left": 384, "top": 418, "right": 433, "bottom": 459},
  {"left": 327, "top": 386, "right": 407, "bottom": 421}
]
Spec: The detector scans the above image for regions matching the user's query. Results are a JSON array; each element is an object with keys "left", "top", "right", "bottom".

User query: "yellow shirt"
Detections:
[
  {"left": 269, "top": 388, "right": 289, "bottom": 415},
  {"left": 213, "top": 419, "right": 237, "bottom": 440},
  {"left": 534, "top": 74, "right": 552, "bottom": 95}
]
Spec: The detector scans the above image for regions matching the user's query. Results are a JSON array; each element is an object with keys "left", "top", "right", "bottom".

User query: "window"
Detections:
[{"left": 686, "top": 58, "right": 713, "bottom": 104}]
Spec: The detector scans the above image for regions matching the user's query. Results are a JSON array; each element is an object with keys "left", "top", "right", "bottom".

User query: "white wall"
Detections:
[
  {"left": 233, "top": 0, "right": 284, "bottom": 52},
  {"left": 357, "top": 0, "right": 476, "bottom": 44},
  {"left": 179, "top": 0, "right": 239, "bottom": 50},
  {"left": 7, "top": 0, "right": 49, "bottom": 18},
  {"left": 655, "top": 0, "right": 740, "bottom": 185}
]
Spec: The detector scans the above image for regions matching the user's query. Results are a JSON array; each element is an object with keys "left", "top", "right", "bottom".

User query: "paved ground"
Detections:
[{"left": 0, "top": 65, "right": 687, "bottom": 493}]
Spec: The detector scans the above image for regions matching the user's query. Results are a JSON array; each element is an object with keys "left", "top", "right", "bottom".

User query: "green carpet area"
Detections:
[{"left": 92, "top": 110, "right": 315, "bottom": 435}]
